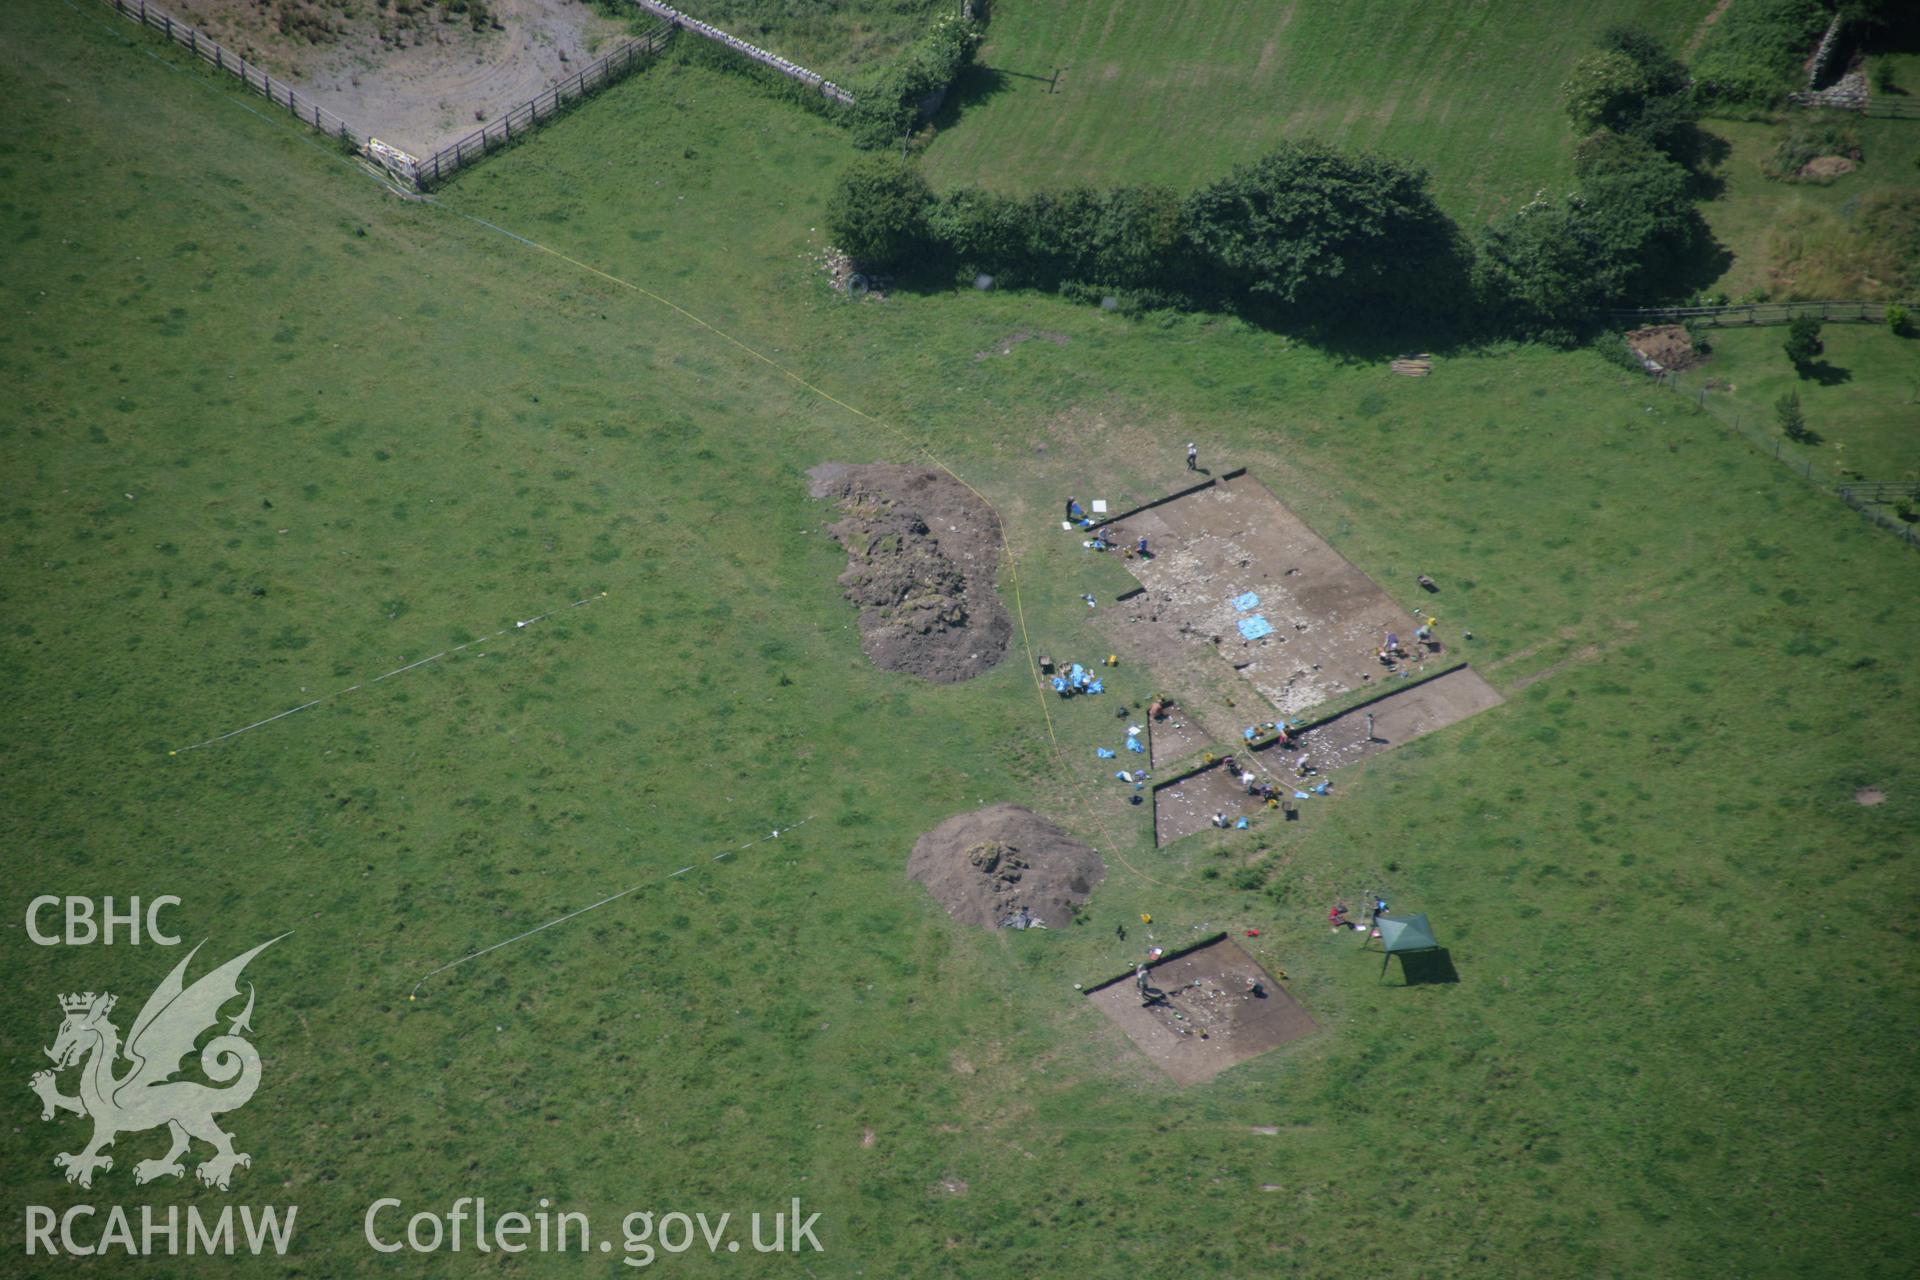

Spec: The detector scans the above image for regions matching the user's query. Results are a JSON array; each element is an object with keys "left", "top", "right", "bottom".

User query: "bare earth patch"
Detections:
[
  {"left": 1152, "top": 760, "right": 1269, "bottom": 845},
  {"left": 174, "top": 0, "right": 632, "bottom": 156},
  {"left": 809, "top": 463, "right": 1012, "bottom": 684},
  {"left": 1625, "top": 325, "right": 1703, "bottom": 372},
  {"left": 908, "top": 805, "right": 1104, "bottom": 930},
  {"left": 1150, "top": 668, "right": 1504, "bottom": 845},
  {"left": 1855, "top": 787, "right": 1885, "bottom": 806},
  {"left": 1100, "top": 473, "right": 1477, "bottom": 716},
  {"left": 1796, "top": 155, "right": 1856, "bottom": 182},
  {"left": 1086, "top": 937, "right": 1316, "bottom": 1084},
  {"left": 1145, "top": 699, "right": 1212, "bottom": 767}
]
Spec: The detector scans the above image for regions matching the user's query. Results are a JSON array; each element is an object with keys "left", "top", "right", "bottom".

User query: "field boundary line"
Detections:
[
  {"left": 435, "top": 205, "right": 1181, "bottom": 892},
  {"left": 169, "top": 592, "right": 606, "bottom": 754},
  {"left": 88, "top": 0, "right": 369, "bottom": 147},
  {"left": 1613, "top": 300, "right": 1915, "bottom": 328},
  {"left": 631, "top": 0, "right": 853, "bottom": 105},
  {"left": 408, "top": 816, "right": 815, "bottom": 997}
]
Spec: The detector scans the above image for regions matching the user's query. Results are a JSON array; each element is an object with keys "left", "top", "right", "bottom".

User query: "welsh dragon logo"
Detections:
[{"left": 30, "top": 937, "right": 283, "bottom": 1190}]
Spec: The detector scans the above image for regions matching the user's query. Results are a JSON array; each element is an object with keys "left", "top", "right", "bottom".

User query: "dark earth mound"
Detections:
[
  {"left": 908, "top": 804, "right": 1104, "bottom": 929},
  {"left": 808, "top": 462, "right": 1012, "bottom": 684}
]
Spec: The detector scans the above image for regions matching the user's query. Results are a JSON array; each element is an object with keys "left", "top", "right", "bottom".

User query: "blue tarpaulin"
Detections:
[
  {"left": 1096, "top": 747, "right": 1116, "bottom": 758},
  {"left": 1238, "top": 615, "right": 1275, "bottom": 640},
  {"left": 1233, "top": 592, "right": 1261, "bottom": 612},
  {"left": 1126, "top": 737, "right": 1145, "bottom": 753}
]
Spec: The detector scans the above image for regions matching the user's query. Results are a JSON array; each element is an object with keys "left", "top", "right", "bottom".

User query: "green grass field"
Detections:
[
  {"left": 1697, "top": 115, "right": 1920, "bottom": 300},
  {"left": 4, "top": 2, "right": 1918, "bottom": 1277},
  {"left": 675, "top": 0, "right": 947, "bottom": 81},
  {"left": 1696, "top": 324, "right": 1920, "bottom": 480},
  {"left": 918, "top": 0, "right": 1719, "bottom": 222}
]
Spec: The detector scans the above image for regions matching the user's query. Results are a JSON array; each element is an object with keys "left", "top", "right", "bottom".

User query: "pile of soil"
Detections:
[
  {"left": 808, "top": 463, "right": 1011, "bottom": 684},
  {"left": 1797, "top": 155, "right": 1856, "bottom": 181},
  {"left": 908, "top": 805, "right": 1104, "bottom": 929},
  {"left": 1625, "top": 325, "right": 1703, "bottom": 372}
]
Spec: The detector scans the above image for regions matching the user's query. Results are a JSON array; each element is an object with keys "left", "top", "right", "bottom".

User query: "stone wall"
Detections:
[{"left": 629, "top": 1, "right": 854, "bottom": 105}]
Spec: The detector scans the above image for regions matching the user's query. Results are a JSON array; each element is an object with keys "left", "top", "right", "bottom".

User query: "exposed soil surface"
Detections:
[
  {"left": 1855, "top": 787, "right": 1885, "bottom": 806},
  {"left": 1152, "top": 761, "right": 1271, "bottom": 845},
  {"left": 809, "top": 463, "right": 1012, "bottom": 684},
  {"left": 908, "top": 805, "right": 1105, "bottom": 930},
  {"left": 175, "top": 0, "right": 631, "bottom": 156},
  {"left": 1625, "top": 325, "right": 1703, "bottom": 372},
  {"left": 1146, "top": 701, "right": 1211, "bottom": 767},
  {"left": 1797, "top": 155, "right": 1856, "bottom": 181},
  {"left": 1099, "top": 474, "right": 1457, "bottom": 716},
  {"left": 1086, "top": 938, "right": 1316, "bottom": 1084},
  {"left": 1152, "top": 667, "right": 1503, "bottom": 845}
]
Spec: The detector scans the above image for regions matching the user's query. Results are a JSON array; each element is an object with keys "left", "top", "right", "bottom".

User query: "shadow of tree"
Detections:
[
  {"left": 1797, "top": 359, "right": 1853, "bottom": 387},
  {"left": 926, "top": 63, "right": 1015, "bottom": 132}
]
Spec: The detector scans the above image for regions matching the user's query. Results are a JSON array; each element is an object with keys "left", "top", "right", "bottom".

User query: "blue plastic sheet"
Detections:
[
  {"left": 1233, "top": 592, "right": 1261, "bottom": 612},
  {"left": 1235, "top": 818, "right": 1249, "bottom": 829},
  {"left": 1051, "top": 676, "right": 1068, "bottom": 692},
  {"left": 1088, "top": 679, "right": 1104, "bottom": 694},
  {"left": 1244, "top": 727, "right": 1258, "bottom": 741},
  {"left": 1294, "top": 791, "right": 1310, "bottom": 800},
  {"left": 1237, "top": 616, "right": 1275, "bottom": 640},
  {"left": 1126, "top": 737, "right": 1145, "bottom": 753},
  {"left": 1096, "top": 747, "right": 1116, "bottom": 759}
]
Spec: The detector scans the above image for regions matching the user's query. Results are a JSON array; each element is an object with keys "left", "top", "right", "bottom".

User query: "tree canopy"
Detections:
[
  {"left": 1183, "top": 142, "right": 1459, "bottom": 313},
  {"left": 826, "top": 155, "right": 934, "bottom": 268}
]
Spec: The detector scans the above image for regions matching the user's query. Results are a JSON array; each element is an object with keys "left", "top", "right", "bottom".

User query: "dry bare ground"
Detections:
[{"left": 172, "top": 0, "right": 631, "bottom": 155}]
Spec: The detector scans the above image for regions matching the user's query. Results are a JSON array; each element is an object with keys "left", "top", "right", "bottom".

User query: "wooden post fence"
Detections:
[{"left": 97, "top": 0, "right": 369, "bottom": 157}]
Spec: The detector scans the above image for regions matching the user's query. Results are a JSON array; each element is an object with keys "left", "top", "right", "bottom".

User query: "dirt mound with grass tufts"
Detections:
[
  {"left": 808, "top": 463, "right": 1012, "bottom": 684},
  {"left": 1625, "top": 325, "right": 1703, "bottom": 372},
  {"left": 908, "top": 805, "right": 1104, "bottom": 929}
]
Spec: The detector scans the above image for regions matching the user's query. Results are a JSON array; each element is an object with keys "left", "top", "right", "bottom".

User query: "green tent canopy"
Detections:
[{"left": 1375, "top": 913, "right": 1440, "bottom": 980}]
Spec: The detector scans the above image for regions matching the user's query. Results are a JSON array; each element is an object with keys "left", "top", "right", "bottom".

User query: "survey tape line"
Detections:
[
  {"left": 408, "top": 816, "right": 814, "bottom": 997},
  {"left": 431, "top": 208, "right": 1182, "bottom": 894},
  {"left": 371, "top": 651, "right": 447, "bottom": 682},
  {"left": 85, "top": 4, "right": 1176, "bottom": 897},
  {"left": 170, "top": 591, "right": 607, "bottom": 755}
]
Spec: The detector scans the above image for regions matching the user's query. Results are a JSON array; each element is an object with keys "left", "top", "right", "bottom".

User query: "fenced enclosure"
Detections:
[
  {"left": 1639, "top": 361, "right": 1920, "bottom": 551},
  {"left": 93, "top": 0, "right": 676, "bottom": 190},
  {"left": 414, "top": 24, "right": 675, "bottom": 189},
  {"left": 97, "top": 0, "right": 367, "bottom": 149},
  {"left": 1614, "top": 301, "right": 1912, "bottom": 328}
]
